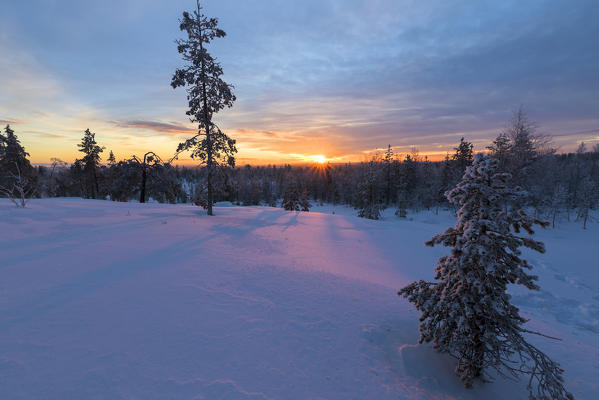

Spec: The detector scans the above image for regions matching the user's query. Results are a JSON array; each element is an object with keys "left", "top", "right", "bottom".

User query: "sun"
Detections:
[{"left": 310, "top": 155, "right": 328, "bottom": 164}]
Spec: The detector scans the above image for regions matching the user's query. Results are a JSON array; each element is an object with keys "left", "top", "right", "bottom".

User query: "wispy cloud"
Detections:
[{"left": 113, "top": 120, "right": 195, "bottom": 135}]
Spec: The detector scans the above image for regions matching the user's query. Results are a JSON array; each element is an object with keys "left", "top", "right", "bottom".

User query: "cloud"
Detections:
[
  {"left": 113, "top": 120, "right": 195, "bottom": 135},
  {"left": 29, "top": 130, "right": 70, "bottom": 139},
  {"left": 0, "top": 118, "right": 20, "bottom": 126}
]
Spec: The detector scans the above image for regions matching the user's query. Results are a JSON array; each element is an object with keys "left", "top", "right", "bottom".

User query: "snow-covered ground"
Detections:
[{"left": 1, "top": 199, "right": 597, "bottom": 399}]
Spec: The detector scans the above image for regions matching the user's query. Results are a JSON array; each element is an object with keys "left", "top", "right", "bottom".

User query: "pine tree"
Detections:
[
  {"left": 507, "top": 108, "right": 537, "bottom": 170},
  {"left": 76, "top": 129, "right": 104, "bottom": 199},
  {"left": 452, "top": 137, "right": 474, "bottom": 173},
  {"left": 299, "top": 188, "right": 311, "bottom": 212},
  {"left": 487, "top": 133, "right": 511, "bottom": 171},
  {"left": 0, "top": 125, "right": 36, "bottom": 201},
  {"left": 0, "top": 125, "right": 33, "bottom": 176},
  {"left": 107, "top": 150, "right": 116, "bottom": 165},
  {"left": 171, "top": 0, "right": 237, "bottom": 216},
  {"left": 356, "top": 161, "right": 384, "bottom": 220},
  {"left": 0, "top": 126, "right": 6, "bottom": 160},
  {"left": 550, "top": 184, "right": 568, "bottom": 228},
  {"left": 577, "top": 176, "right": 596, "bottom": 229},
  {"left": 383, "top": 144, "right": 394, "bottom": 205},
  {"left": 282, "top": 181, "right": 301, "bottom": 211},
  {"left": 398, "top": 154, "right": 572, "bottom": 399}
]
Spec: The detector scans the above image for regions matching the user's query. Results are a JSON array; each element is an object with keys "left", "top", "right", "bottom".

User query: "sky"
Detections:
[{"left": 0, "top": 0, "right": 598, "bottom": 165}]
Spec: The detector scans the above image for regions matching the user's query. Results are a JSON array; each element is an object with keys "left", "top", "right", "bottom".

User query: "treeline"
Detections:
[{"left": 1, "top": 110, "right": 598, "bottom": 227}]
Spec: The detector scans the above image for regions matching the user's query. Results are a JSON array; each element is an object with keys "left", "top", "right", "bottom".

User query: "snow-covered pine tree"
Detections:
[
  {"left": 0, "top": 125, "right": 34, "bottom": 178},
  {"left": 0, "top": 125, "right": 37, "bottom": 202},
  {"left": 398, "top": 154, "right": 573, "bottom": 400},
  {"left": 171, "top": 0, "right": 236, "bottom": 216}
]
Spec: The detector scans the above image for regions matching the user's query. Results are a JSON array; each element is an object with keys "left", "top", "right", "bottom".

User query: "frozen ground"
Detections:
[{"left": 1, "top": 198, "right": 597, "bottom": 399}]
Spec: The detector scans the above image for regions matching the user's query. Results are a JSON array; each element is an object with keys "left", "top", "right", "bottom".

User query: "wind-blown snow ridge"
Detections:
[{"left": 0, "top": 199, "right": 597, "bottom": 399}]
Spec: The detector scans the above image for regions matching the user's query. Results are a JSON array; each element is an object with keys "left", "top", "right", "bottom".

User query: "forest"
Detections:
[{"left": 1, "top": 110, "right": 597, "bottom": 228}]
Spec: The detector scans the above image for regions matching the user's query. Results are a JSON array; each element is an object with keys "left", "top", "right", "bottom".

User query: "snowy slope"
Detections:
[{"left": 1, "top": 199, "right": 597, "bottom": 399}]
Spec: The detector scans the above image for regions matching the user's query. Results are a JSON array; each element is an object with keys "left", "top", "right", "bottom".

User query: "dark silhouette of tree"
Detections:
[
  {"left": 171, "top": 0, "right": 236, "bottom": 216},
  {"left": 0, "top": 125, "right": 36, "bottom": 200},
  {"left": 130, "top": 152, "right": 162, "bottom": 203},
  {"left": 76, "top": 129, "right": 104, "bottom": 199},
  {"left": 107, "top": 150, "right": 116, "bottom": 165},
  {"left": 452, "top": 137, "right": 474, "bottom": 173}
]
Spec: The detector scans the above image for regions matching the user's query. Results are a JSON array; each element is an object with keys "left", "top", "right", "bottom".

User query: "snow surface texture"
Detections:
[{"left": 1, "top": 199, "right": 597, "bottom": 399}]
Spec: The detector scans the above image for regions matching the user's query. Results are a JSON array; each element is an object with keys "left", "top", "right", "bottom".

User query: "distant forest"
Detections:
[{"left": 1, "top": 110, "right": 598, "bottom": 227}]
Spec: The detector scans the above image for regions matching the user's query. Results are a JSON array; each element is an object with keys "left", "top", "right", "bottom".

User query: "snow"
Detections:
[{"left": 1, "top": 198, "right": 597, "bottom": 399}]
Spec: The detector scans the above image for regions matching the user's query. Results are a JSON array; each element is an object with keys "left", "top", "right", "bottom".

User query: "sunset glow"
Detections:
[{"left": 310, "top": 155, "right": 328, "bottom": 164}]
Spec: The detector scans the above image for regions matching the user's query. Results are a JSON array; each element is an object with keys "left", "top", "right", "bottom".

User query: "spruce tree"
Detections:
[
  {"left": 107, "top": 150, "right": 116, "bottom": 165},
  {"left": 282, "top": 181, "right": 302, "bottom": 211},
  {"left": 383, "top": 144, "right": 394, "bottom": 205},
  {"left": 398, "top": 154, "right": 572, "bottom": 399},
  {"left": 171, "top": 0, "right": 237, "bottom": 216},
  {"left": 0, "top": 125, "right": 36, "bottom": 200},
  {"left": 487, "top": 133, "right": 511, "bottom": 171},
  {"left": 299, "top": 188, "right": 311, "bottom": 212},
  {"left": 452, "top": 137, "right": 474, "bottom": 173},
  {"left": 0, "top": 125, "right": 33, "bottom": 176},
  {"left": 356, "top": 161, "right": 384, "bottom": 220},
  {"left": 0, "top": 126, "right": 6, "bottom": 160},
  {"left": 76, "top": 128, "right": 104, "bottom": 199}
]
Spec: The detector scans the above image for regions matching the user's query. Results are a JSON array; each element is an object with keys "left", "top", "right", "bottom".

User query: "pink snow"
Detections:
[{"left": 1, "top": 198, "right": 597, "bottom": 399}]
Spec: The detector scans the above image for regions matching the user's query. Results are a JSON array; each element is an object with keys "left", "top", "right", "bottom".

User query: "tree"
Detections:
[
  {"left": 0, "top": 125, "right": 36, "bottom": 199},
  {"left": 130, "top": 152, "right": 162, "bottom": 203},
  {"left": 107, "top": 150, "right": 116, "bottom": 165},
  {"left": 577, "top": 176, "right": 596, "bottom": 229},
  {"left": 76, "top": 128, "right": 104, "bottom": 199},
  {"left": 383, "top": 144, "right": 395, "bottom": 205},
  {"left": 171, "top": 0, "right": 237, "bottom": 216},
  {"left": 0, "top": 163, "right": 35, "bottom": 207},
  {"left": 487, "top": 132, "right": 511, "bottom": 171},
  {"left": 452, "top": 137, "right": 474, "bottom": 173},
  {"left": 550, "top": 183, "right": 568, "bottom": 228},
  {"left": 356, "top": 161, "right": 384, "bottom": 220},
  {"left": 398, "top": 154, "right": 572, "bottom": 399},
  {"left": 502, "top": 107, "right": 553, "bottom": 184},
  {"left": 282, "top": 181, "right": 310, "bottom": 211}
]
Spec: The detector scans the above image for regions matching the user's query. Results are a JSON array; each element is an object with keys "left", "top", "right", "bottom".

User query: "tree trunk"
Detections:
[
  {"left": 92, "top": 166, "right": 99, "bottom": 199},
  {"left": 198, "top": 3, "right": 214, "bottom": 216},
  {"left": 140, "top": 166, "right": 147, "bottom": 203}
]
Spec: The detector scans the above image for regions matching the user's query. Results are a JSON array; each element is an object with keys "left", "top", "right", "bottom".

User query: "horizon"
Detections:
[{"left": 1, "top": 0, "right": 598, "bottom": 165}]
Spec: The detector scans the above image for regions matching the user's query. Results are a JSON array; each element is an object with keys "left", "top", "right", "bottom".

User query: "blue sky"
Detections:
[{"left": 0, "top": 0, "right": 598, "bottom": 164}]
